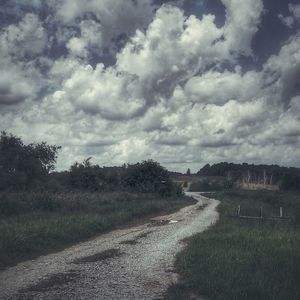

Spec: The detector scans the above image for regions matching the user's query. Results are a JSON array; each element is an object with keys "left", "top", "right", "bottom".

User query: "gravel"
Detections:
[{"left": 0, "top": 192, "right": 219, "bottom": 300}]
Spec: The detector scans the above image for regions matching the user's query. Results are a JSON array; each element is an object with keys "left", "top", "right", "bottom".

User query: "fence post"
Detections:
[
  {"left": 260, "top": 207, "right": 263, "bottom": 219},
  {"left": 280, "top": 207, "right": 283, "bottom": 218},
  {"left": 237, "top": 205, "right": 241, "bottom": 217}
]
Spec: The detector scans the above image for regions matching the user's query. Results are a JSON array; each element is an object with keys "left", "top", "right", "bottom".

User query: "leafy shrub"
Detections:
[
  {"left": 0, "top": 131, "right": 60, "bottom": 191},
  {"left": 189, "top": 180, "right": 233, "bottom": 192},
  {"left": 123, "top": 160, "right": 182, "bottom": 197}
]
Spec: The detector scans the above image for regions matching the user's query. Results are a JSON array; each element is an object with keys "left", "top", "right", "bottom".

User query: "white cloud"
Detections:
[
  {"left": 67, "top": 20, "right": 102, "bottom": 58},
  {"left": 61, "top": 63, "right": 146, "bottom": 120},
  {"left": 49, "top": 5, "right": 227, "bottom": 120},
  {"left": 0, "top": 13, "right": 47, "bottom": 105},
  {"left": 263, "top": 35, "right": 300, "bottom": 104},
  {"left": 117, "top": 6, "right": 225, "bottom": 104},
  {"left": 184, "top": 69, "right": 261, "bottom": 105},
  {"left": 0, "top": 13, "right": 47, "bottom": 58},
  {"left": 279, "top": 3, "right": 300, "bottom": 28},
  {"left": 278, "top": 14, "right": 294, "bottom": 28},
  {"left": 0, "top": 68, "right": 37, "bottom": 105},
  {"left": 2, "top": 0, "right": 300, "bottom": 172},
  {"left": 221, "top": 0, "right": 264, "bottom": 56},
  {"left": 36, "top": 3, "right": 268, "bottom": 123},
  {"left": 51, "top": 0, "right": 154, "bottom": 51}
]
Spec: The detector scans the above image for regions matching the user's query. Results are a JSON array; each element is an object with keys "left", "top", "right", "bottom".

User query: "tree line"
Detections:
[
  {"left": 197, "top": 162, "right": 300, "bottom": 190},
  {"left": 0, "top": 132, "right": 182, "bottom": 197}
]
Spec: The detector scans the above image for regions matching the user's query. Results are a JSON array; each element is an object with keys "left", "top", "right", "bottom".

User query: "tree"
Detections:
[
  {"left": 69, "top": 159, "right": 103, "bottom": 190},
  {"left": 0, "top": 131, "right": 61, "bottom": 190},
  {"left": 198, "top": 164, "right": 211, "bottom": 175},
  {"left": 124, "top": 160, "right": 182, "bottom": 196},
  {"left": 186, "top": 168, "right": 191, "bottom": 175}
]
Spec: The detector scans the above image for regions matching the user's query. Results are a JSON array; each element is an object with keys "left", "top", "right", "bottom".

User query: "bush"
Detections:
[
  {"left": 0, "top": 131, "right": 60, "bottom": 191},
  {"left": 189, "top": 180, "right": 233, "bottom": 192},
  {"left": 124, "top": 160, "right": 182, "bottom": 196},
  {"left": 67, "top": 159, "right": 182, "bottom": 197}
]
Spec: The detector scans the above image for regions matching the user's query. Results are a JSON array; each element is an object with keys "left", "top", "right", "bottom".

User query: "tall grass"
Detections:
[
  {"left": 167, "top": 190, "right": 300, "bottom": 300},
  {"left": 0, "top": 192, "right": 193, "bottom": 269}
]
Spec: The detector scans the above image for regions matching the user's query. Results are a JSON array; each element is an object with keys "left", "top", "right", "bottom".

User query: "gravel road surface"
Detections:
[{"left": 0, "top": 192, "right": 219, "bottom": 300}]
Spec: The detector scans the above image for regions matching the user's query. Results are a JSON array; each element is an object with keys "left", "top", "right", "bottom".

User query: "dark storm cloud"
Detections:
[
  {"left": 0, "top": 89, "right": 24, "bottom": 105},
  {"left": 281, "top": 63, "right": 300, "bottom": 105},
  {"left": 0, "top": 81, "right": 33, "bottom": 105},
  {"left": 155, "top": 137, "right": 189, "bottom": 146},
  {"left": 214, "top": 129, "right": 226, "bottom": 135},
  {"left": 200, "top": 140, "right": 238, "bottom": 148}
]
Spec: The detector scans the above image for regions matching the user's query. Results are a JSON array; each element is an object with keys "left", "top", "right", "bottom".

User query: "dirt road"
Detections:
[{"left": 0, "top": 193, "right": 219, "bottom": 300}]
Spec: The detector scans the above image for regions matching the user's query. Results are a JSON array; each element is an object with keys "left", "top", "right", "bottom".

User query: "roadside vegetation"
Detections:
[
  {"left": 167, "top": 190, "right": 300, "bottom": 300},
  {"left": 198, "top": 162, "right": 300, "bottom": 190},
  {"left": 189, "top": 179, "right": 233, "bottom": 192},
  {"left": 0, "top": 191, "right": 193, "bottom": 270},
  {"left": 0, "top": 132, "right": 190, "bottom": 269}
]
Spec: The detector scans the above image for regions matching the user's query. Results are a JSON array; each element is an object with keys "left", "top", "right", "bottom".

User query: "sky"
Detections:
[{"left": 0, "top": 0, "right": 300, "bottom": 173}]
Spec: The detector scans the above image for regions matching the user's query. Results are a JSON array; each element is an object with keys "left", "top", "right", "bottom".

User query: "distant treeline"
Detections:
[
  {"left": 0, "top": 132, "right": 181, "bottom": 197},
  {"left": 197, "top": 162, "right": 300, "bottom": 190}
]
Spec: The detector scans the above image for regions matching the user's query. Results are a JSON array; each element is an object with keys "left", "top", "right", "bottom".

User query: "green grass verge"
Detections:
[
  {"left": 0, "top": 192, "right": 194, "bottom": 270},
  {"left": 166, "top": 190, "right": 300, "bottom": 300}
]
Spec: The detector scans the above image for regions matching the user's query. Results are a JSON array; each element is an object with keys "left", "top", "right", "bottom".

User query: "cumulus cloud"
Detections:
[
  {"left": 0, "top": 13, "right": 47, "bottom": 58},
  {"left": 184, "top": 69, "right": 261, "bottom": 105},
  {"left": 66, "top": 20, "right": 103, "bottom": 58},
  {"left": 51, "top": 0, "right": 155, "bottom": 53},
  {"left": 221, "top": 0, "right": 264, "bottom": 56},
  {"left": 117, "top": 6, "right": 225, "bottom": 103},
  {"left": 2, "top": 0, "right": 300, "bottom": 171},
  {"left": 263, "top": 35, "right": 300, "bottom": 105},
  {"left": 278, "top": 3, "right": 300, "bottom": 28},
  {"left": 61, "top": 63, "right": 146, "bottom": 119},
  {"left": 0, "top": 69, "right": 38, "bottom": 105},
  {"left": 49, "top": 5, "right": 227, "bottom": 119},
  {"left": 0, "top": 13, "right": 46, "bottom": 105}
]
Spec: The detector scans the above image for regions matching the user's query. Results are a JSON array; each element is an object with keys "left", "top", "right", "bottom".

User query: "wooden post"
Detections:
[
  {"left": 260, "top": 207, "right": 263, "bottom": 219},
  {"left": 237, "top": 205, "right": 241, "bottom": 217},
  {"left": 280, "top": 207, "right": 283, "bottom": 218}
]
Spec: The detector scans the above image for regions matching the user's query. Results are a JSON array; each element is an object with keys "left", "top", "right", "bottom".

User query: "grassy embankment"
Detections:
[
  {"left": 167, "top": 190, "right": 300, "bottom": 300},
  {"left": 0, "top": 191, "right": 194, "bottom": 270}
]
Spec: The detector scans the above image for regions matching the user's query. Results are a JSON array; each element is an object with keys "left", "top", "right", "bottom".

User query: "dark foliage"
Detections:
[
  {"left": 0, "top": 131, "right": 61, "bottom": 191},
  {"left": 281, "top": 173, "right": 300, "bottom": 190},
  {"left": 68, "top": 159, "right": 182, "bottom": 197},
  {"left": 198, "top": 162, "right": 300, "bottom": 190},
  {"left": 0, "top": 132, "right": 182, "bottom": 196},
  {"left": 189, "top": 179, "right": 234, "bottom": 192},
  {"left": 123, "top": 160, "right": 182, "bottom": 196},
  {"left": 69, "top": 158, "right": 104, "bottom": 191}
]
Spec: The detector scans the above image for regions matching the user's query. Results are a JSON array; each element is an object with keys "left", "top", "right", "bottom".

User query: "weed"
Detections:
[
  {"left": 0, "top": 192, "right": 193, "bottom": 269},
  {"left": 167, "top": 190, "right": 300, "bottom": 300}
]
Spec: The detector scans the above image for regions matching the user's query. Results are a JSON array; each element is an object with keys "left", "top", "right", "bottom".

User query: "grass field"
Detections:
[
  {"left": 0, "top": 191, "right": 194, "bottom": 270},
  {"left": 167, "top": 190, "right": 300, "bottom": 300}
]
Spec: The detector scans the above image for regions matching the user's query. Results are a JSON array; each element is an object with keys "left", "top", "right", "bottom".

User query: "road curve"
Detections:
[{"left": 0, "top": 193, "right": 220, "bottom": 300}]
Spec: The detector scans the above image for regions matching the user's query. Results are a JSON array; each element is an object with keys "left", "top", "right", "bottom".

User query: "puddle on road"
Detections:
[
  {"left": 120, "top": 239, "right": 138, "bottom": 245},
  {"left": 136, "top": 231, "right": 153, "bottom": 239},
  {"left": 196, "top": 204, "right": 208, "bottom": 210},
  {"left": 120, "top": 231, "right": 153, "bottom": 245},
  {"left": 72, "top": 248, "right": 122, "bottom": 264},
  {"left": 18, "top": 270, "right": 80, "bottom": 294},
  {"left": 169, "top": 220, "right": 178, "bottom": 224},
  {"left": 148, "top": 219, "right": 179, "bottom": 227}
]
